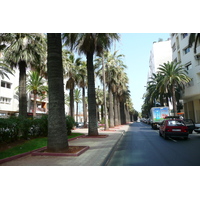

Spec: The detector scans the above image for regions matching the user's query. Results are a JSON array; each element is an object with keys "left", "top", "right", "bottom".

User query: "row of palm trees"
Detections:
[
  {"left": 142, "top": 61, "right": 191, "bottom": 117},
  {"left": 0, "top": 33, "right": 134, "bottom": 152}
]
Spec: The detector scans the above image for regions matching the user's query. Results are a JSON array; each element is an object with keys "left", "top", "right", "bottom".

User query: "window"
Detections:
[
  {"left": 185, "top": 62, "right": 192, "bottom": 70},
  {"left": 182, "top": 33, "right": 188, "bottom": 39},
  {"left": 1, "top": 81, "right": 5, "bottom": 87},
  {"left": 1, "top": 81, "right": 11, "bottom": 89},
  {"left": 172, "top": 44, "right": 176, "bottom": 52},
  {"left": 0, "top": 97, "right": 11, "bottom": 104},
  {"left": 184, "top": 47, "right": 190, "bottom": 54}
]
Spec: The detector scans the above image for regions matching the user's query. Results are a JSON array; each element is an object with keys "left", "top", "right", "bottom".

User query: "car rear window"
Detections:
[{"left": 167, "top": 120, "right": 185, "bottom": 126}]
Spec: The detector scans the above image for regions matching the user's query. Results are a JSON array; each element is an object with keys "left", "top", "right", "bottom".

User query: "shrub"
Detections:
[
  {"left": 31, "top": 115, "right": 48, "bottom": 137},
  {"left": 0, "top": 117, "right": 19, "bottom": 143},
  {"left": 66, "top": 115, "right": 75, "bottom": 135},
  {"left": 18, "top": 117, "right": 33, "bottom": 139}
]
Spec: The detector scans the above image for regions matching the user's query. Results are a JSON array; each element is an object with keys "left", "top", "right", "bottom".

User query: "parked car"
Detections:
[
  {"left": 159, "top": 119, "right": 189, "bottom": 140},
  {"left": 75, "top": 122, "right": 84, "bottom": 128},
  {"left": 164, "top": 116, "right": 195, "bottom": 134}
]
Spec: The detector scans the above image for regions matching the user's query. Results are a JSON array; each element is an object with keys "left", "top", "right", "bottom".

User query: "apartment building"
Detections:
[
  {"left": 171, "top": 33, "right": 200, "bottom": 123},
  {"left": 147, "top": 39, "right": 173, "bottom": 108},
  {"left": 0, "top": 67, "right": 19, "bottom": 117},
  {"left": 148, "top": 39, "right": 172, "bottom": 82}
]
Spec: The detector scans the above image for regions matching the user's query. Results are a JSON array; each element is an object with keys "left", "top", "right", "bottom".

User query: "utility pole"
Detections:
[{"left": 102, "top": 52, "right": 109, "bottom": 130}]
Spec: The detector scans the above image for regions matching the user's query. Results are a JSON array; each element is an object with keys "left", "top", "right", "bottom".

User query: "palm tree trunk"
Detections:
[
  {"left": 33, "top": 91, "right": 37, "bottom": 117},
  {"left": 18, "top": 60, "right": 27, "bottom": 118},
  {"left": 86, "top": 52, "right": 98, "bottom": 135},
  {"left": 76, "top": 101, "right": 78, "bottom": 122},
  {"left": 82, "top": 87, "right": 87, "bottom": 127},
  {"left": 117, "top": 97, "right": 121, "bottom": 125},
  {"left": 113, "top": 93, "right": 118, "bottom": 126},
  {"left": 172, "top": 85, "right": 177, "bottom": 115},
  {"left": 69, "top": 89, "right": 74, "bottom": 117},
  {"left": 109, "top": 86, "right": 114, "bottom": 128},
  {"left": 47, "top": 33, "right": 68, "bottom": 152},
  {"left": 120, "top": 101, "right": 126, "bottom": 124}
]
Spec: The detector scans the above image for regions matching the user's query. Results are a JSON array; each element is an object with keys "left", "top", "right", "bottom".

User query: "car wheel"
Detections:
[
  {"left": 159, "top": 130, "right": 162, "bottom": 136},
  {"left": 184, "top": 136, "right": 188, "bottom": 140},
  {"left": 164, "top": 132, "right": 167, "bottom": 140}
]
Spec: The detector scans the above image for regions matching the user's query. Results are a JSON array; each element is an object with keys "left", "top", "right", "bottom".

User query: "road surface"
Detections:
[{"left": 107, "top": 122, "right": 200, "bottom": 166}]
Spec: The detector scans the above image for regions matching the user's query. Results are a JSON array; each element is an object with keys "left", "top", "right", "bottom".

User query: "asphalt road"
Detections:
[{"left": 107, "top": 122, "right": 200, "bottom": 166}]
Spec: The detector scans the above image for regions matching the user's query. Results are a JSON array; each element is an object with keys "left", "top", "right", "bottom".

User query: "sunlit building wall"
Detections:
[
  {"left": 171, "top": 33, "right": 200, "bottom": 123},
  {"left": 147, "top": 39, "right": 173, "bottom": 109}
]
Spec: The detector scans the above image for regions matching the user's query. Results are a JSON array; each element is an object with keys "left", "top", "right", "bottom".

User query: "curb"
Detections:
[{"left": 100, "top": 131, "right": 125, "bottom": 166}]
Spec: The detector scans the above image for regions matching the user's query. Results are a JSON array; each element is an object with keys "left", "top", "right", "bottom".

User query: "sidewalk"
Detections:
[{"left": 0, "top": 124, "right": 130, "bottom": 166}]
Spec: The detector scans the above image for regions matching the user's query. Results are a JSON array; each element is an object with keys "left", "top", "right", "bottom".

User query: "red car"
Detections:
[{"left": 159, "top": 119, "right": 189, "bottom": 140}]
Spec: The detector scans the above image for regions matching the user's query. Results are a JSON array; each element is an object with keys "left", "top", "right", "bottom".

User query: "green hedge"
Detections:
[{"left": 0, "top": 115, "right": 76, "bottom": 143}]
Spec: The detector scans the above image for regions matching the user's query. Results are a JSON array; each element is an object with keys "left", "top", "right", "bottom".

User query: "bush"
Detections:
[
  {"left": 31, "top": 115, "right": 48, "bottom": 137},
  {"left": 17, "top": 117, "right": 33, "bottom": 139},
  {"left": 66, "top": 115, "right": 75, "bottom": 135},
  {"left": 0, "top": 117, "right": 19, "bottom": 143},
  {"left": 0, "top": 114, "right": 76, "bottom": 144}
]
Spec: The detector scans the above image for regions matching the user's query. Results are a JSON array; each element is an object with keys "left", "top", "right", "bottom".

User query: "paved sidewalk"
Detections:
[{"left": 0, "top": 124, "right": 130, "bottom": 166}]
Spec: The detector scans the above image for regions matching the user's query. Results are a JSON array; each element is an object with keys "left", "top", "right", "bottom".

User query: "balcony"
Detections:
[
  {"left": 30, "top": 94, "right": 48, "bottom": 102},
  {"left": 30, "top": 107, "right": 48, "bottom": 114}
]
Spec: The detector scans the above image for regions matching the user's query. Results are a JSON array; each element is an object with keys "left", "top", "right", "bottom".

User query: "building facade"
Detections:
[
  {"left": 148, "top": 39, "right": 172, "bottom": 82},
  {"left": 0, "top": 67, "right": 19, "bottom": 117},
  {"left": 147, "top": 38, "right": 173, "bottom": 109},
  {"left": 171, "top": 33, "right": 200, "bottom": 123}
]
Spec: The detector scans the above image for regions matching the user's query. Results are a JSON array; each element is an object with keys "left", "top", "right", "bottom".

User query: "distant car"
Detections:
[
  {"left": 75, "top": 122, "right": 84, "bottom": 128},
  {"left": 159, "top": 119, "right": 189, "bottom": 140}
]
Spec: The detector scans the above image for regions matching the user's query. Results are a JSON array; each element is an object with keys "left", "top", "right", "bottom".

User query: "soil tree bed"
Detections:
[{"left": 31, "top": 146, "right": 89, "bottom": 156}]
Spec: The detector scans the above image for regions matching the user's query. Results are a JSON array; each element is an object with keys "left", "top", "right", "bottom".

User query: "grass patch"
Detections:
[{"left": 0, "top": 133, "right": 84, "bottom": 160}]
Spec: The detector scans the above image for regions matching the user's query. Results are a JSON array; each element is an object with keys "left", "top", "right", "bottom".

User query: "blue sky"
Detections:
[{"left": 113, "top": 33, "right": 171, "bottom": 112}]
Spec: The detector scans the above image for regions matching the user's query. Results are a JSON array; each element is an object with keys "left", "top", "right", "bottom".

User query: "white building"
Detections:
[
  {"left": 171, "top": 33, "right": 200, "bottom": 123},
  {"left": 147, "top": 39, "right": 173, "bottom": 109},
  {"left": 148, "top": 39, "right": 172, "bottom": 82},
  {"left": 0, "top": 67, "right": 19, "bottom": 117}
]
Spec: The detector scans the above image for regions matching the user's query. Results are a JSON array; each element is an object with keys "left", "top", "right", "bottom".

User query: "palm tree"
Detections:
[
  {"left": 146, "top": 73, "right": 168, "bottom": 106},
  {"left": 158, "top": 61, "right": 191, "bottom": 115},
  {"left": 2, "top": 33, "right": 45, "bottom": 117},
  {"left": 95, "top": 86, "right": 104, "bottom": 122},
  {"left": 76, "top": 61, "right": 88, "bottom": 127},
  {"left": 0, "top": 59, "right": 14, "bottom": 79},
  {"left": 62, "top": 33, "right": 120, "bottom": 136},
  {"left": 64, "top": 52, "right": 82, "bottom": 117},
  {"left": 26, "top": 70, "right": 48, "bottom": 117},
  {"left": 188, "top": 33, "right": 200, "bottom": 53},
  {"left": 47, "top": 33, "right": 68, "bottom": 152},
  {"left": 74, "top": 88, "right": 82, "bottom": 122},
  {"left": 95, "top": 50, "right": 126, "bottom": 127}
]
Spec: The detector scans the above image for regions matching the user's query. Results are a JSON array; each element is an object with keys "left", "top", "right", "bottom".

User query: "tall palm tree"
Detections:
[
  {"left": 62, "top": 33, "right": 120, "bottom": 136},
  {"left": 2, "top": 33, "right": 45, "bottom": 117},
  {"left": 76, "top": 61, "right": 88, "bottom": 127},
  {"left": 26, "top": 71, "right": 48, "bottom": 117},
  {"left": 188, "top": 33, "right": 200, "bottom": 53},
  {"left": 47, "top": 33, "right": 68, "bottom": 152},
  {"left": 158, "top": 61, "right": 191, "bottom": 115},
  {"left": 64, "top": 52, "right": 82, "bottom": 117}
]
